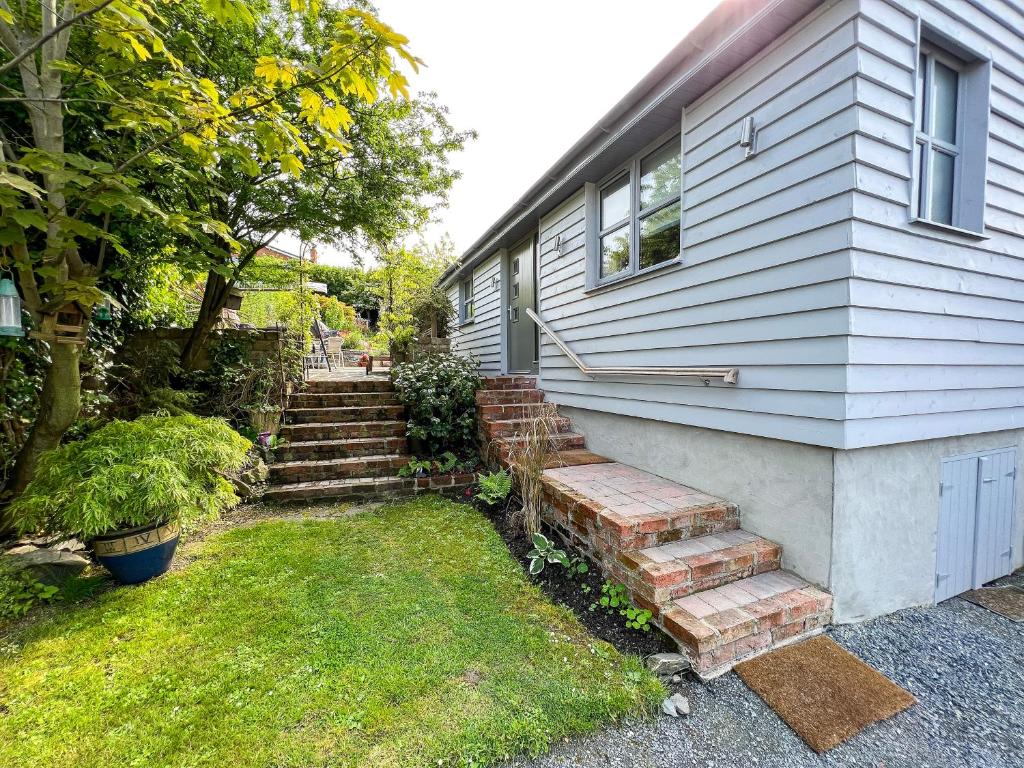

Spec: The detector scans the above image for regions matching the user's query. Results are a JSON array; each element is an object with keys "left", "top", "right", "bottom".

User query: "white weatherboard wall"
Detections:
[
  {"left": 449, "top": 251, "right": 502, "bottom": 374},
  {"left": 537, "top": 0, "right": 864, "bottom": 449},
  {"left": 843, "top": 0, "right": 1024, "bottom": 449}
]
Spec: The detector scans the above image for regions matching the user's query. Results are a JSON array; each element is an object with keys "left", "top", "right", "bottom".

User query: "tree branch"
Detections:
[{"left": 0, "top": 0, "right": 115, "bottom": 76}]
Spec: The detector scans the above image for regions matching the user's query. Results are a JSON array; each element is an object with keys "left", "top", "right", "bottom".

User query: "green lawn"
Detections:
[{"left": 0, "top": 497, "right": 662, "bottom": 768}]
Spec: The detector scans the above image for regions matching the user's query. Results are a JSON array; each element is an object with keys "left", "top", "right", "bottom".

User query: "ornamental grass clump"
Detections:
[
  {"left": 391, "top": 352, "right": 481, "bottom": 455},
  {"left": 10, "top": 415, "right": 251, "bottom": 540}
]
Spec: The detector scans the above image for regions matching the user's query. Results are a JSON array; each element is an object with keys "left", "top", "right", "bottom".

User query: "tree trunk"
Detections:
[
  {"left": 181, "top": 271, "right": 231, "bottom": 371},
  {"left": 1, "top": 343, "right": 82, "bottom": 534}
]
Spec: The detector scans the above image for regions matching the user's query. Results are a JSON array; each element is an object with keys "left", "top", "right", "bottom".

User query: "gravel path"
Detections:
[{"left": 511, "top": 570, "right": 1024, "bottom": 768}]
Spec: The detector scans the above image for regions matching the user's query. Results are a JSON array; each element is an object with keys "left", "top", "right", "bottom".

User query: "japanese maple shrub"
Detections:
[{"left": 391, "top": 353, "right": 481, "bottom": 456}]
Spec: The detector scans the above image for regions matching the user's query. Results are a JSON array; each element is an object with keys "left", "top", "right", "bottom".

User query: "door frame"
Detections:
[{"left": 502, "top": 233, "right": 539, "bottom": 374}]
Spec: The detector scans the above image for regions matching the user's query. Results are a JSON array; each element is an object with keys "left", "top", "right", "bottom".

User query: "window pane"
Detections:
[
  {"left": 929, "top": 149, "right": 954, "bottom": 225},
  {"left": 914, "top": 142, "right": 925, "bottom": 214},
  {"left": 639, "top": 202, "right": 681, "bottom": 270},
  {"left": 932, "top": 61, "right": 958, "bottom": 144},
  {"left": 916, "top": 54, "right": 926, "bottom": 131},
  {"left": 640, "top": 141, "right": 681, "bottom": 210},
  {"left": 600, "top": 224, "right": 630, "bottom": 278},
  {"left": 600, "top": 175, "right": 630, "bottom": 228}
]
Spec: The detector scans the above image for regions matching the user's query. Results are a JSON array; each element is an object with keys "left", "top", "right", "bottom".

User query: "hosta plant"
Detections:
[{"left": 10, "top": 415, "right": 252, "bottom": 540}]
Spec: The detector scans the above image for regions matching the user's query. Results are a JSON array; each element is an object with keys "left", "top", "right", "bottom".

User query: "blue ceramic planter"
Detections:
[{"left": 92, "top": 521, "right": 181, "bottom": 584}]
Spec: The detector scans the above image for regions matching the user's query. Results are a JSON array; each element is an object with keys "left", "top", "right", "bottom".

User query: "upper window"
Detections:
[
  {"left": 911, "top": 34, "right": 990, "bottom": 235},
  {"left": 915, "top": 47, "right": 962, "bottom": 226},
  {"left": 459, "top": 276, "right": 474, "bottom": 324},
  {"left": 590, "top": 135, "right": 682, "bottom": 286}
]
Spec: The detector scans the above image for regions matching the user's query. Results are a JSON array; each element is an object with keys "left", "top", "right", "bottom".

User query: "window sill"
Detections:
[
  {"left": 584, "top": 258, "right": 683, "bottom": 296},
  {"left": 909, "top": 217, "right": 988, "bottom": 240},
  {"left": 457, "top": 319, "right": 475, "bottom": 329}
]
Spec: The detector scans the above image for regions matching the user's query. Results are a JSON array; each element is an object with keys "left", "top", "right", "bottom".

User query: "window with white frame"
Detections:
[
  {"left": 912, "top": 34, "right": 991, "bottom": 234},
  {"left": 589, "top": 135, "right": 682, "bottom": 286},
  {"left": 459, "top": 276, "right": 474, "bottom": 323}
]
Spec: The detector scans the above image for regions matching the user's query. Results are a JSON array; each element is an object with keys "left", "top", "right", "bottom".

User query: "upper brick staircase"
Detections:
[
  {"left": 477, "top": 375, "right": 832, "bottom": 678},
  {"left": 266, "top": 377, "right": 474, "bottom": 503}
]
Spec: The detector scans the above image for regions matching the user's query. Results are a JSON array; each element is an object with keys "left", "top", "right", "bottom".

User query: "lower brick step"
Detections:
[
  {"left": 484, "top": 416, "right": 571, "bottom": 439},
  {"left": 275, "top": 436, "right": 407, "bottom": 462},
  {"left": 264, "top": 475, "right": 415, "bottom": 503},
  {"left": 269, "top": 454, "right": 410, "bottom": 484},
  {"left": 615, "top": 530, "right": 782, "bottom": 605},
  {"left": 280, "top": 420, "right": 406, "bottom": 442},
  {"left": 660, "top": 571, "right": 833, "bottom": 678},
  {"left": 492, "top": 431, "right": 586, "bottom": 459},
  {"left": 263, "top": 472, "right": 478, "bottom": 503}
]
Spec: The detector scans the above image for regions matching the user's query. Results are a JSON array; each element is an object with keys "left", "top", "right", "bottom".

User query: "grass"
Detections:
[{"left": 0, "top": 497, "right": 662, "bottom": 768}]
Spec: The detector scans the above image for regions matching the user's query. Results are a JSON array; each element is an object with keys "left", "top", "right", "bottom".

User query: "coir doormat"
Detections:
[
  {"left": 735, "top": 635, "right": 915, "bottom": 753},
  {"left": 960, "top": 585, "right": 1024, "bottom": 622}
]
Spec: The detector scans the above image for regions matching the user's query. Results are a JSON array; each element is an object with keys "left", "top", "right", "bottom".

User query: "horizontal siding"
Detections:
[
  {"left": 536, "top": 0, "right": 863, "bottom": 449},
  {"left": 844, "top": 0, "right": 1024, "bottom": 447},
  {"left": 450, "top": 252, "right": 502, "bottom": 373}
]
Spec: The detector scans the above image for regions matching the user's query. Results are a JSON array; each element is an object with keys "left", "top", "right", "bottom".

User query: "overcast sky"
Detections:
[{"left": 277, "top": 0, "right": 719, "bottom": 267}]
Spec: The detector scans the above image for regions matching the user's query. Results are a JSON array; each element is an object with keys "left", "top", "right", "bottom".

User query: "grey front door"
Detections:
[{"left": 507, "top": 236, "right": 538, "bottom": 374}]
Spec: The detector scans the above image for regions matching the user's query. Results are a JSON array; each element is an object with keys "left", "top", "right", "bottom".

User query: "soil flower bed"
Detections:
[{"left": 0, "top": 497, "right": 662, "bottom": 768}]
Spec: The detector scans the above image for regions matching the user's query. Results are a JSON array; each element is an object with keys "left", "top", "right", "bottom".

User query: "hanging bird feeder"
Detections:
[{"left": 0, "top": 276, "right": 24, "bottom": 337}]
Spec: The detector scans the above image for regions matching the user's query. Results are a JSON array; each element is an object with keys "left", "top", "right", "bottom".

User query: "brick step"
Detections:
[
  {"left": 270, "top": 454, "right": 410, "bottom": 483},
  {"left": 288, "top": 392, "right": 400, "bottom": 409},
  {"left": 274, "top": 436, "right": 408, "bottom": 462},
  {"left": 660, "top": 571, "right": 833, "bottom": 678},
  {"left": 476, "top": 388, "right": 545, "bottom": 406},
  {"left": 484, "top": 416, "right": 571, "bottom": 439},
  {"left": 542, "top": 463, "right": 739, "bottom": 553},
  {"left": 492, "top": 431, "right": 586, "bottom": 459},
  {"left": 301, "top": 379, "right": 393, "bottom": 394},
  {"left": 280, "top": 420, "right": 406, "bottom": 442},
  {"left": 614, "top": 531, "right": 782, "bottom": 606},
  {"left": 481, "top": 376, "right": 538, "bottom": 390},
  {"left": 478, "top": 403, "right": 552, "bottom": 421},
  {"left": 285, "top": 405, "right": 405, "bottom": 425},
  {"left": 264, "top": 475, "right": 416, "bottom": 503},
  {"left": 264, "top": 472, "right": 478, "bottom": 503}
]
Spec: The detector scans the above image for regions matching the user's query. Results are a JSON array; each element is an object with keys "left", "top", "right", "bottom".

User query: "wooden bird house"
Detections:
[{"left": 30, "top": 300, "right": 89, "bottom": 346}]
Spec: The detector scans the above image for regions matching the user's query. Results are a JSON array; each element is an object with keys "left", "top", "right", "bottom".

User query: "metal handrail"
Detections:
[{"left": 526, "top": 307, "right": 738, "bottom": 385}]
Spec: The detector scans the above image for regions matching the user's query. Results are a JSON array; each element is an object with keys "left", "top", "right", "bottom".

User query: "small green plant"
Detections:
[
  {"left": 398, "top": 452, "right": 461, "bottom": 478},
  {"left": 569, "top": 555, "right": 590, "bottom": 576},
  {"left": 435, "top": 451, "right": 458, "bottom": 473},
  {"left": 398, "top": 457, "right": 434, "bottom": 478},
  {"left": 0, "top": 569, "right": 59, "bottom": 620},
  {"left": 476, "top": 469, "right": 512, "bottom": 505},
  {"left": 596, "top": 580, "right": 652, "bottom": 632},
  {"left": 526, "top": 532, "right": 569, "bottom": 575}
]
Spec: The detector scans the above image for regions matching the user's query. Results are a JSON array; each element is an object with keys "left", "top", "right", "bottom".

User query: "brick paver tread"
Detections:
[
  {"left": 660, "top": 571, "right": 832, "bottom": 676},
  {"left": 617, "top": 531, "right": 783, "bottom": 603}
]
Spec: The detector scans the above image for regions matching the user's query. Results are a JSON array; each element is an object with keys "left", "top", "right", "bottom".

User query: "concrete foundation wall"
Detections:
[
  {"left": 560, "top": 406, "right": 835, "bottom": 589},
  {"left": 831, "top": 430, "right": 1024, "bottom": 624}
]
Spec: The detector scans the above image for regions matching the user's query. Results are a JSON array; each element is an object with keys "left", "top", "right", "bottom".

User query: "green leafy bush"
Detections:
[
  {"left": 391, "top": 353, "right": 481, "bottom": 455},
  {"left": 477, "top": 469, "right": 512, "bottom": 505},
  {"left": 10, "top": 415, "right": 252, "bottom": 540},
  {"left": 0, "top": 568, "right": 59, "bottom": 620}
]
